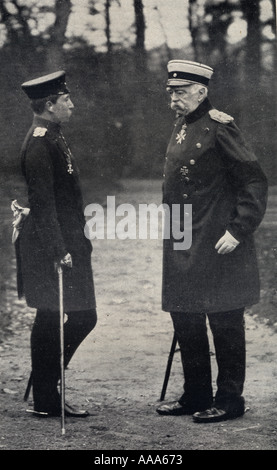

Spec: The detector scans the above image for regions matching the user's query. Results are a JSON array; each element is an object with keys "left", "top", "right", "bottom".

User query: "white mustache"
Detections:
[{"left": 169, "top": 103, "right": 188, "bottom": 111}]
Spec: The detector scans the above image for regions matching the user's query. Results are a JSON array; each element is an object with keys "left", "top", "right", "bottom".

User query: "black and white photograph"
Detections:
[{"left": 0, "top": 0, "right": 276, "bottom": 453}]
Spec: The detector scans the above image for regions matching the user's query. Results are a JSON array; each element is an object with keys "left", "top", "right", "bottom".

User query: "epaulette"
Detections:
[
  {"left": 33, "top": 127, "right": 47, "bottom": 137},
  {"left": 209, "top": 109, "right": 234, "bottom": 124}
]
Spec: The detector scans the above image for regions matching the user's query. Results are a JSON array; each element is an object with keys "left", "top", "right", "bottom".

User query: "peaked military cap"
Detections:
[
  {"left": 167, "top": 60, "right": 214, "bottom": 87},
  {"left": 21, "top": 70, "right": 69, "bottom": 100}
]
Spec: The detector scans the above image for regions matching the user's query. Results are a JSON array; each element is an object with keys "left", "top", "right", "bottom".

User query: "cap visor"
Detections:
[{"left": 167, "top": 79, "right": 200, "bottom": 86}]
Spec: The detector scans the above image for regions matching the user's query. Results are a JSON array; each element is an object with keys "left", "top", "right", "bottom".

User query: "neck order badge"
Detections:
[{"left": 176, "top": 123, "right": 187, "bottom": 144}]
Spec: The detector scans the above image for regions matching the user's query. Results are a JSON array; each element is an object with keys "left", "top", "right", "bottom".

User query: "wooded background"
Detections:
[{"left": 0, "top": 0, "right": 276, "bottom": 184}]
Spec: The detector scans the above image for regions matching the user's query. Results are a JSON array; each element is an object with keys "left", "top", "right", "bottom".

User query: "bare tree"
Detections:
[
  {"left": 0, "top": 0, "right": 33, "bottom": 48},
  {"left": 240, "top": 0, "right": 261, "bottom": 73},
  {"left": 134, "top": 0, "right": 145, "bottom": 52},
  {"left": 188, "top": 0, "right": 201, "bottom": 61},
  {"left": 0, "top": 0, "right": 71, "bottom": 70},
  {"left": 104, "top": 0, "right": 112, "bottom": 54},
  {"left": 131, "top": 0, "right": 149, "bottom": 173},
  {"left": 47, "top": 0, "right": 72, "bottom": 69},
  {"left": 50, "top": 0, "right": 72, "bottom": 48}
]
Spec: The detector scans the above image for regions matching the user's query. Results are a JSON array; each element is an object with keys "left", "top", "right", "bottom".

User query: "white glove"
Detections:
[
  {"left": 215, "top": 230, "right": 240, "bottom": 254},
  {"left": 60, "top": 253, "right": 73, "bottom": 268},
  {"left": 11, "top": 200, "right": 30, "bottom": 243}
]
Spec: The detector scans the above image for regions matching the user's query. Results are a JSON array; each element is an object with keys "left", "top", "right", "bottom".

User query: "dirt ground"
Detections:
[{"left": 1, "top": 179, "right": 277, "bottom": 453}]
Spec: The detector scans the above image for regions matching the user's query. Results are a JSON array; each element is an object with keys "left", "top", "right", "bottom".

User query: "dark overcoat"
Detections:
[
  {"left": 162, "top": 98, "right": 268, "bottom": 314},
  {"left": 17, "top": 116, "right": 96, "bottom": 312}
]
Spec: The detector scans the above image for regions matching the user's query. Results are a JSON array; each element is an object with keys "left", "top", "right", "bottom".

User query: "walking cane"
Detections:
[
  {"left": 57, "top": 263, "right": 66, "bottom": 435},
  {"left": 160, "top": 332, "right": 178, "bottom": 401},
  {"left": 24, "top": 371, "right": 33, "bottom": 402},
  {"left": 25, "top": 264, "right": 66, "bottom": 430}
]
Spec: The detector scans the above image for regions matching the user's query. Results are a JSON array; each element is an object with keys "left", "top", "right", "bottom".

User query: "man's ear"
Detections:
[
  {"left": 198, "top": 87, "right": 207, "bottom": 102},
  {"left": 199, "top": 87, "right": 206, "bottom": 96},
  {"left": 45, "top": 100, "right": 54, "bottom": 112}
]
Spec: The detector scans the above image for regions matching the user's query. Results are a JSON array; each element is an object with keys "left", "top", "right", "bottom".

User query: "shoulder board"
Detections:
[
  {"left": 33, "top": 127, "right": 47, "bottom": 137},
  {"left": 209, "top": 109, "right": 234, "bottom": 124}
]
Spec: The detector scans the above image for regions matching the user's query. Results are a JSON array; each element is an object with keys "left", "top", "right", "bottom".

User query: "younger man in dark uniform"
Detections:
[{"left": 16, "top": 71, "right": 97, "bottom": 417}]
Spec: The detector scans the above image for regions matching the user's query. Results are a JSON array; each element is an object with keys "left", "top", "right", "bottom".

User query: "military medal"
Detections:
[
  {"left": 176, "top": 123, "right": 187, "bottom": 144},
  {"left": 65, "top": 152, "right": 74, "bottom": 174},
  {"left": 180, "top": 165, "right": 189, "bottom": 176},
  {"left": 60, "top": 132, "right": 74, "bottom": 174},
  {"left": 67, "top": 163, "right": 74, "bottom": 174}
]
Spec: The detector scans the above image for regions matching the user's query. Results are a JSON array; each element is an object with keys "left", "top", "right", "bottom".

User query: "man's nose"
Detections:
[
  {"left": 69, "top": 99, "right": 74, "bottom": 109},
  {"left": 171, "top": 92, "right": 179, "bottom": 101}
]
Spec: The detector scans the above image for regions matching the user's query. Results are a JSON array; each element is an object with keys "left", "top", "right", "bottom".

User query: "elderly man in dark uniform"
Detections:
[
  {"left": 16, "top": 71, "right": 97, "bottom": 417},
  {"left": 156, "top": 60, "right": 268, "bottom": 423}
]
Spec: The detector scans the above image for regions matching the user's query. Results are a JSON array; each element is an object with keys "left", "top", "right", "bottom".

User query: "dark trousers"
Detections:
[
  {"left": 170, "top": 308, "right": 245, "bottom": 411},
  {"left": 31, "top": 308, "right": 97, "bottom": 411}
]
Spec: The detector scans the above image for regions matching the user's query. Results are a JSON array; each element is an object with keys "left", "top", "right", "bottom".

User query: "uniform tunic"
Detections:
[
  {"left": 162, "top": 98, "right": 268, "bottom": 313},
  {"left": 17, "top": 116, "right": 96, "bottom": 312}
]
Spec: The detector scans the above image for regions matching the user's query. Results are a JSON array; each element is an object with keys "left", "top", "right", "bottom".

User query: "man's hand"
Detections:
[
  {"left": 60, "top": 253, "right": 73, "bottom": 268},
  {"left": 11, "top": 200, "right": 30, "bottom": 243},
  {"left": 215, "top": 230, "right": 240, "bottom": 254},
  {"left": 12, "top": 208, "right": 30, "bottom": 231}
]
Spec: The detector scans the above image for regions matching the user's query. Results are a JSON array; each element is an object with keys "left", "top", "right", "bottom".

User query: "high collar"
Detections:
[
  {"left": 33, "top": 115, "right": 61, "bottom": 135},
  {"left": 178, "top": 98, "right": 213, "bottom": 124}
]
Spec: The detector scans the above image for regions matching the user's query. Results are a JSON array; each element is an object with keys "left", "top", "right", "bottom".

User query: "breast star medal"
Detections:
[{"left": 176, "top": 123, "right": 187, "bottom": 144}]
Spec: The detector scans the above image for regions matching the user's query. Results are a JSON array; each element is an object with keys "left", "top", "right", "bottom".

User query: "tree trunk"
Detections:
[
  {"left": 241, "top": 0, "right": 261, "bottom": 73},
  {"left": 188, "top": 0, "right": 200, "bottom": 61},
  {"left": 105, "top": 0, "right": 112, "bottom": 54},
  {"left": 131, "top": 0, "right": 150, "bottom": 174},
  {"left": 134, "top": 0, "right": 145, "bottom": 52},
  {"left": 47, "top": 0, "right": 72, "bottom": 70},
  {"left": 0, "top": 0, "right": 33, "bottom": 48}
]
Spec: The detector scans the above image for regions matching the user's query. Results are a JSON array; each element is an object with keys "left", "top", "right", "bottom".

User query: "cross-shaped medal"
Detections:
[
  {"left": 176, "top": 123, "right": 187, "bottom": 144},
  {"left": 67, "top": 163, "right": 74, "bottom": 174}
]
